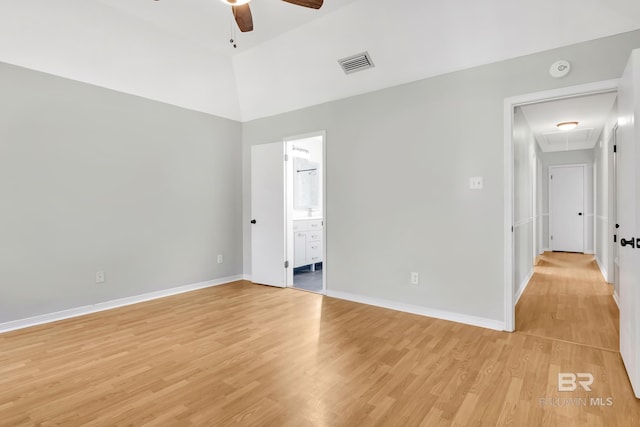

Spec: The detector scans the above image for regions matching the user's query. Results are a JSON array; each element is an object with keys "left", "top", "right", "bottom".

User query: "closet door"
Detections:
[{"left": 549, "top": 165, "right": 584, "bottom": 253}]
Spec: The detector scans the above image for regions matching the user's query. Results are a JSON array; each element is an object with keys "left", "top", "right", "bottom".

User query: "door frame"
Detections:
[
  {"left": 611, "top": 123, "right": 620, "bottom": 305},
  {"left": 503, "top": 79, "right": 619, "bottom": 331},
  {"left": 284, "top": 131, "right": 327, "bottom": 295},
  {"left": 548, "top": 163, "right": 587, "bottom": 253}
]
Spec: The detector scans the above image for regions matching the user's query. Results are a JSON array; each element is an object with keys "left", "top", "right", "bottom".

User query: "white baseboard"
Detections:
[
  {"left": 613, "top": 291, "right": 620, "bottom": 309},
  {"left": 543, "top": 248, "right": 551, "bottom": 253},
  {"left": 242, "top": 274, "right": 252, "bottom": 281},
  {"left": 514, "top": 270, "right": 534, "bottom": 305},
  {"left": 325, "top": 290, "right": 504, "bottom": 331},
  {"left": 0, "top": 275, "right": 243, "bottom": 334},
  {"left": 595, "top": 256, "right": 609, "bottom": 283}
]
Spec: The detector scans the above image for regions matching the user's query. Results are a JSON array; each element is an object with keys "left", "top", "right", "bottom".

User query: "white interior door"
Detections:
[
  {"left": 251, "top": 143, "right": 286, "bottom": 288},
  {"left": 549, "top": 165, "right": 585, "bottom": 252},
  {"left": 617, "top": 49, "right": 640, "bottom": 398}
]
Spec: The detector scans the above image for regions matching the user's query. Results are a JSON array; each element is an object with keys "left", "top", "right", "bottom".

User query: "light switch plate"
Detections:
[
  {"left": 470, "top": 177, "right": 483, "bottom": 190},
  {"left": 410, "top": 272, "right": 419, "bottom": 285}
]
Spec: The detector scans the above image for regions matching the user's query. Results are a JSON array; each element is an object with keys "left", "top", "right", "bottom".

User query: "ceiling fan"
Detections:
[{"left": 222, "top": 0, "right": 324, "bottom": 33}]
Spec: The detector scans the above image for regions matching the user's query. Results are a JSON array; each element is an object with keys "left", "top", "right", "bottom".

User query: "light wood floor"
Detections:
[
  {"left": 516, "top": 251, "right": 619, "bottom": 351},
  {"left": 2, "top": 280, "right": 639, "bottom": 426}
]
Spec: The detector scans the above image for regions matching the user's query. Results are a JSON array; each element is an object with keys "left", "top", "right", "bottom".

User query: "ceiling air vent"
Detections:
[{"left": 338, "top": 52, "right": 375, "bottom": 75}]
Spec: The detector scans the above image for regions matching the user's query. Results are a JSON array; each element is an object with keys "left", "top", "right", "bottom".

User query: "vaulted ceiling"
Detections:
[{"left": 2, "top": 0, "right": 640, "bottom": 122}]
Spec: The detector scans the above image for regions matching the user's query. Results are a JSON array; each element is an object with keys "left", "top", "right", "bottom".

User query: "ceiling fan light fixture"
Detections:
[
  {"left": 221, "top": 0, "right": 251, "bottom": 5},
  {"left": 556, "top": 121, "right": 579, "bottom": 130}
]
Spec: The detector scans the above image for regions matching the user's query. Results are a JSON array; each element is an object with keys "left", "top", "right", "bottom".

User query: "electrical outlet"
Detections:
[
  {"left": 95, "top": 271, "right": 105, "bottom": 284},
  {"left": 410, "top": 272, "right": 419, "bottom": 285},
  {"left": 217, "top": 254, "right": 223, "bottom": 264}
]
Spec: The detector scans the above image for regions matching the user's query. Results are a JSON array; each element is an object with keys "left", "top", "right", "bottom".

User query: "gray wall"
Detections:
[
  {"left": 243, "top": 30, "right": 640, "bottom": 324},
  {"left": 0, "top": 62, "right": 243, "bottom": 323},
  {"left": 540, "top": 149, "right": 595, "bottom": 251},
  {"left": 3, "top": 30, "right": 640, "bottom": 327}
]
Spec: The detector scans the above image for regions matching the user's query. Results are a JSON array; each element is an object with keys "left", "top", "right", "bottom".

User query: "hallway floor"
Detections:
[{"left": 516, "top": 251, "right": 619, "bottom": 351}]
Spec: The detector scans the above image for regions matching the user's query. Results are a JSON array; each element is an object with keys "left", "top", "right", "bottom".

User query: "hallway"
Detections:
[{"left": 516, "top": 251, "right": 619, "bottom": 351}]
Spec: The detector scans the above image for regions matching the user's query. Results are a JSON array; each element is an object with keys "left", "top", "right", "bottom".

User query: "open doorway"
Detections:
[
  {"left": 250, "top": 132, "right": 326, "bottom": 293},
  {"left": 285, "top": 133, "right": 326, "bottom": 294},
  {"left": 504, "top": 80, "right": 620, "bottom": 349}
]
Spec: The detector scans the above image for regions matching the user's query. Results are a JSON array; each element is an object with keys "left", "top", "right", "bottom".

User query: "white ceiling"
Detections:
[
  {"left": 520, "top": 92, "right": 618, "bottom": 152},
  {"left": 104, "top": 0, "right": 360, "bottom": 55},
  {"left": 1, "top": 0, "right": 640, "bottom": 121}
]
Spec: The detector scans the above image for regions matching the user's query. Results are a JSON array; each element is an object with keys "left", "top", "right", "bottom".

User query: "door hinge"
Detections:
[
  {"left": 511, "top": 226, "right": 514, "bottom": 232},
  {"left": 551, "top": 235, "right": 554, "bottom": 241},
  {"left": 614, "top": 144, "right": 617, "bottom": 153},
  {"left": 284, "top": 260, "right": 289, "bottom": 268},
  {"left": 284, "top": 154, "right": 289, "bottom": 162},
  {"left": 550, "top": 174, "right": 553, "bottom": 180},
  {"left": 614, "top": 234, "right": 617, "bottom": 243}
]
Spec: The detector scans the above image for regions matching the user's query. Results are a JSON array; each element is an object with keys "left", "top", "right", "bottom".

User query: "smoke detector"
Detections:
[{"left": 550, "top": 60, "right": 571, "bottom": 78}]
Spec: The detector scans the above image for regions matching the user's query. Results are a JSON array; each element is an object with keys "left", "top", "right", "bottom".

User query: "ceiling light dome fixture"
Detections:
[
  {"left": 221, "top": 0, "right": 251, "bottom": 5},
  {"left": 557, "top": 121, "right": 579, "bottom": 131}
]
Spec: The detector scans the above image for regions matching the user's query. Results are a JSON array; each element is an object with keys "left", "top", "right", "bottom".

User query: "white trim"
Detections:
[
  {"left": 504, "top": 97, "right": 515, "bottom": 331},
  {"left": 326, "top": 290, "right": 505, "bottom": 331},
  {"left": 504, "top": 79, "right": 619, "bottom": 108},
  {"left": 613, "top": 291, "right": 620, "bottom": 309},
  {"left": 0, "top": 275, "right": 243, "bottom": 334},
  {"left": 595, "top": 256, "right": 609, "bottom": 283},
  {"left": 514, "top": 270, "right": 534, "bottom": 305},
  {"left": 503, "top": 78, "right": 619, "bottom": 334},
  {"left": 541, "top": 213, "right": 550, "bottom": 217},
  {"left": 243, "top": 274, "right": 253, "bottom": 281},
  {"left": 321, "top": 130, "right": 327, "bottom": 296},
  {"left": 283, "top": 130, "right": 328, "bottom": 296}
]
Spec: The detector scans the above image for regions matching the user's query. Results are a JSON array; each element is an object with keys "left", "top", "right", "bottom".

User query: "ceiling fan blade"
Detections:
[
  {"left": 232, "top": 4, "right": 253, "bottom": 32},
  {"left": 281, "top": 0, "right": 323, "bottom": 9}
]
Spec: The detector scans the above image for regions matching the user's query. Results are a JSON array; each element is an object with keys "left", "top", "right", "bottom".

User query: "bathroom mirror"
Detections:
[{"left": 293, "top": 157, "right": 320, "bottom": 210}]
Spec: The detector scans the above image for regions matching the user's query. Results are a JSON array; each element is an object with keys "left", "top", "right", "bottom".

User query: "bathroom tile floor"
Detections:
[{"left": 293, "top": 264, "right": 323, "bottom": 293}]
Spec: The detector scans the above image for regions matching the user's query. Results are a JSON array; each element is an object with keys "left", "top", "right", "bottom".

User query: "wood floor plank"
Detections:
[
  {"left": 516, "top": 251, "right": 619, "bottom": 351},
  {"left": 1, "top": 279, "right": 639, "bottom": 426}
]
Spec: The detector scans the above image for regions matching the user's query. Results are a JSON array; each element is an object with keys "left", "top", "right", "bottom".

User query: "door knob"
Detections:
[
  {"left": 621, "top": 238, "right": 636, "bottom": 248},
  {"left": 250, "top": 219, "right": 257, "bottom": 224},
  {"left": 578, "top": 212, "right": 583, "bottom": 216},
  {"left": 616, "top": 224, "right": 620, "bottom": 229}
]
